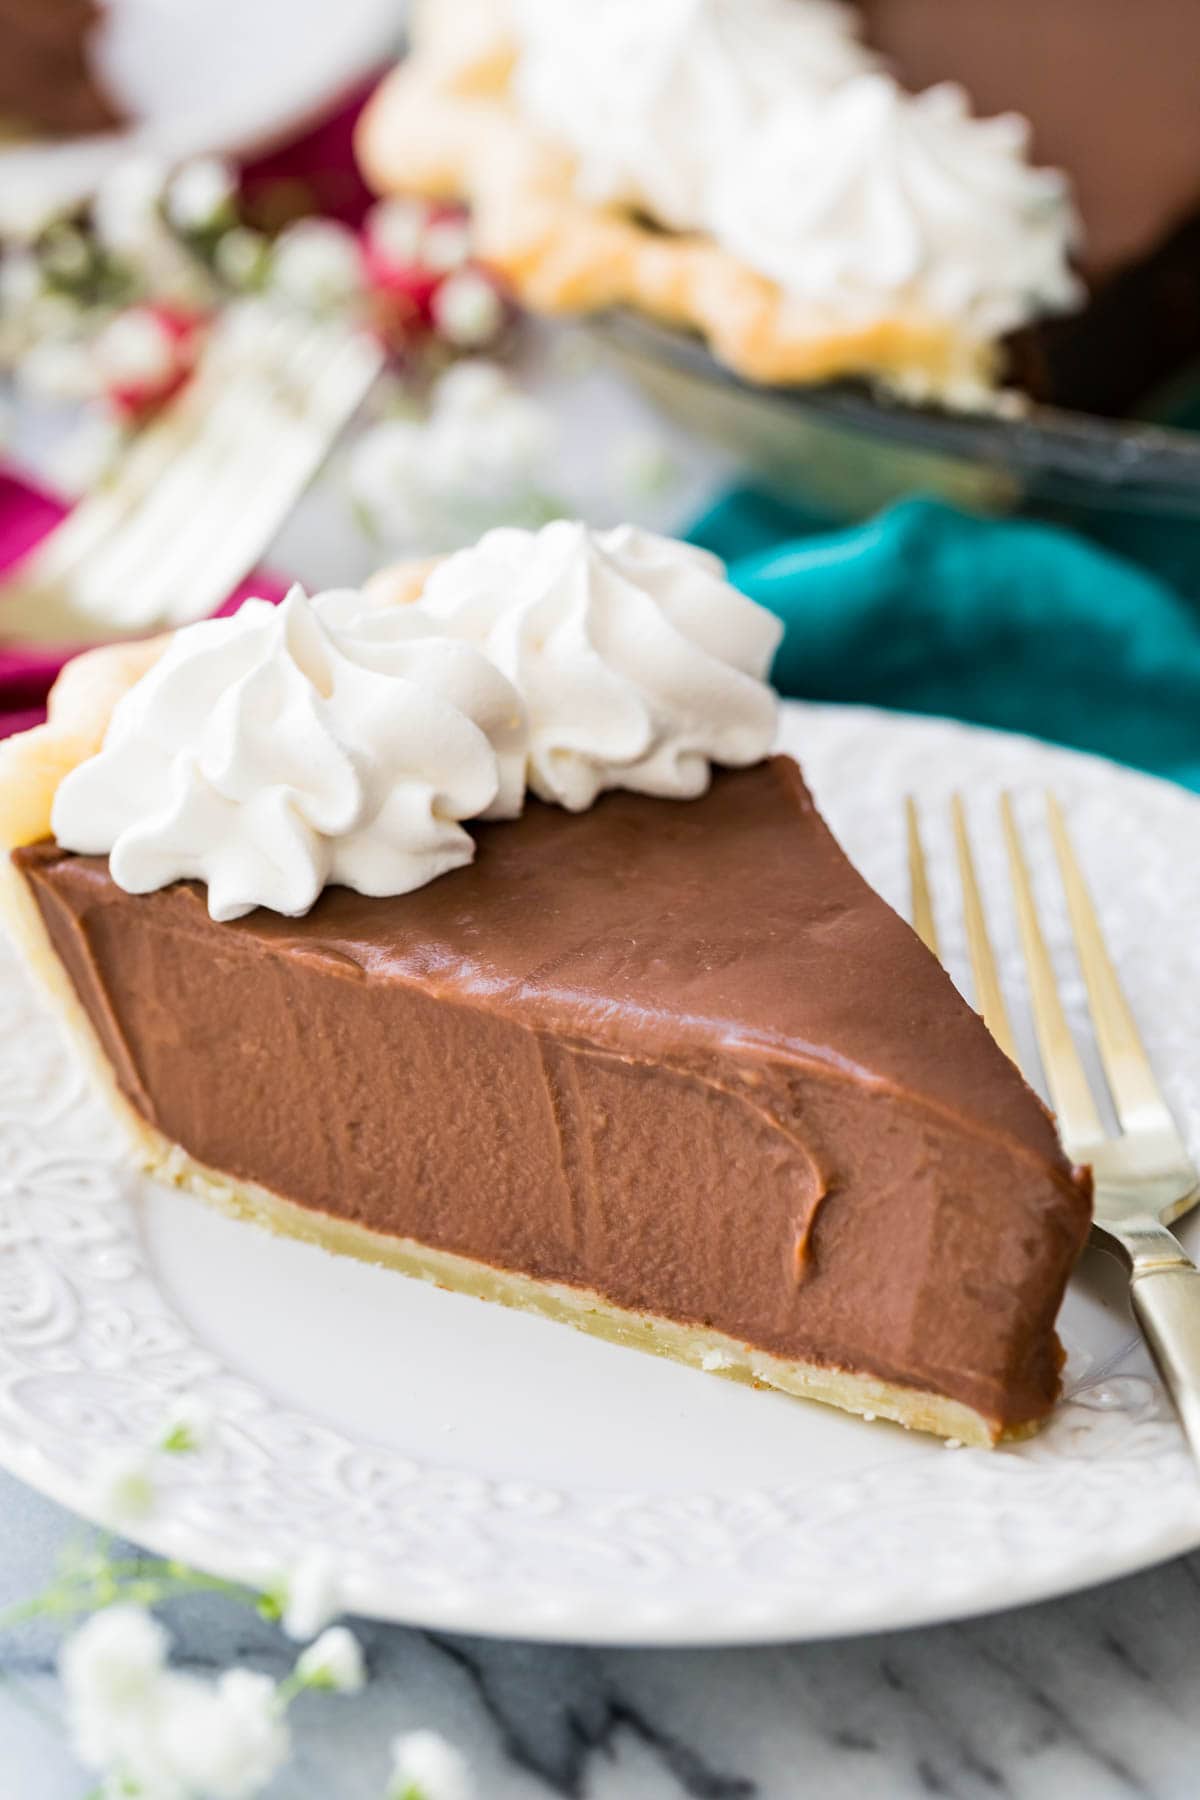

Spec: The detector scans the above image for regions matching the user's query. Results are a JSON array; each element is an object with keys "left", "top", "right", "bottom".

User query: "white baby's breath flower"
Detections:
[
  {"left": 347, "top": 418, "right": 427, "bottom": 532},
  {"left": 430, "top": 269, "right": 503, "bottom": 347},
  {"left": 347, "top": 363, "right": 554, "bottom": 548},
  {"left": 0, "top": 186, "right": 65, "bottom": 242},
  {"left": 93, "top": 155, "right": 170, "bottom": 257},
  {"left": 466, "top": 393, "right": 554, "bottom": 481},
  {"left": 63, "top": 1603, "right": 289, "bottom": 1800},
  {"left": 27, "top": 289, "right": 83, "bottom": 340},
  {"left": 433, "top": 359, "right": 510, "bottom": 416},
  {"left": 214, "top": 226, "right": 269, "bottom": 290},
  {"left": 93, "top": 153, "right": 216, "bottom": 306},
  {"left": 388, "top": 1729, "right": 473, "bottom": 1800},
  {"left": 87, "top": 1446, "right": 158, "bottom": 1524},
  {"left": 40, "top": 226, "right": 91, "bottom": 282},
  {"left": 92, "top": 307, "right": 177, "bottom": 387},
  {"left": 44, "top": 406, "right": 126, "bottom": 498},
  {"left": 294, "top": 1625, "right": 365, "bottom": 1694},
  {"left": 281, "top": 1546, "right": 342, "bottom": 1641},
  {"left": 157, "top": 1668, "right": 289, "bottom": 1800},
  {"left": 17, "top": 337, "right": 98, "bottom": 403},
  {"left": 157, "top": 1393, "right": 214, "bottom": 1456},
  {"left": 166, "top": 158, "right": 235, "bottom": 232},
  {"left": 61, "top": 1604, "right": 168, "bottom": 1721},
  {"left": 425, "top": 392, "right": 552, "bottom": 504},
  {"left": 269, "top": 219, "right": 363, "bottom": 309},
  {"left": 421, "top": 218, "right": 472, "bottom": 274},
  {"left": 60, "top": 1605, "right": 170, "bottom": 1776},
  {"left": 433, "top": 360, "right": 551, "bottom": 468},
  {"left": 366, "top": 197, "right": 426, "bottom": 265},
  {"left": 0, "top": 249, "right": 43, "bottom": 315}
]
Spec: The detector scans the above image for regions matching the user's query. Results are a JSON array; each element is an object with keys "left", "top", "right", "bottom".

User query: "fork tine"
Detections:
[
  {"left": 1046, "top": 793, "right": 1180, "bottom": 1141},
  {"left": 905, "top": 796, "right": 939, "bottom": 958},
  {"left": 2, "top": 305, "right": 381, "bottom": 643},
  {"left": 1000, "top": 794, "right": 1105, "bottom": 1154},
  {"left": 145, "top": 327, "right": 382, "bottom": 629},
  {"left": 80, "top": 317, "right": 351, "bottom": 629},
  {"left": 0, "top": 335, "right": 254, "bottom": 642},
  {"left": 950, "top": 794, "right": 1019, "bottom": 1064},
  {"left": 20, "top": 312, "right": 265, "bottom": 593},
  {"left": 68, "top": 314, "right": 379, "bottom": 632}
]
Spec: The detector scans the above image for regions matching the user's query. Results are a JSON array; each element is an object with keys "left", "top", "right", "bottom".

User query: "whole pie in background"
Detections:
[{"left": 357, "top": 0, "right": 1200, "bottom": 416}]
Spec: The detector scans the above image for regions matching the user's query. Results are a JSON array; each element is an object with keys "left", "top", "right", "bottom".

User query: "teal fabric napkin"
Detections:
[{"left": 690, "top": 491, "right": 1200, "bottom": 793}]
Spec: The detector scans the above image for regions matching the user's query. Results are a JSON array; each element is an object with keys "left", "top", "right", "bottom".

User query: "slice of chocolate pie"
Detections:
[{"left": 0, "top": 525, "right": 1091, "bottom": 1445}]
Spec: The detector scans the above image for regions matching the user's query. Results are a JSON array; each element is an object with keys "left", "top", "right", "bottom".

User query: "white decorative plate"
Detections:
[
  {"left": 0, "top": 0, "right": 400, "bottom": 235},
  {"left": 2, "top": 704, "right": 1199, "bottom": 1646}
]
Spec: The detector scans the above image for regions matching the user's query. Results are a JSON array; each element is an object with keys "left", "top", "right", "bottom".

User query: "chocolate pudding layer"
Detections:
[
  {"left": 14, "top": 757, "right": 1091, "bottom": 1433},
  {"left": 0, "top": 0, "right": 123, "bottom": 136}
]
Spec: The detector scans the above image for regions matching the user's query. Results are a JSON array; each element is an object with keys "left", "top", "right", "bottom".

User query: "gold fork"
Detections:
[{"left": 908, "top": 792, "right": 1200, "bottom": 1461}]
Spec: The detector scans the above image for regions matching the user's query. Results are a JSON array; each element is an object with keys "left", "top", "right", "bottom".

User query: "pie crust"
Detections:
[{"left": 355, "top": 14, "right": 998, "bottom": 399}]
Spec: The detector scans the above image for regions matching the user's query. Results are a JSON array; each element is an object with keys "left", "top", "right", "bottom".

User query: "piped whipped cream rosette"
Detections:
[
  {"left": 711, "top": 75, "right": 1083, "bottom": 344},
  {"left": 417, "top": 520, "right": 783, "bottom": 810},
  {"left": 511, "top": 0, "right": 874, "bottom": 235},
  {"left": 50, "top": 586, "right": 528, "bottom": 921},
  {"left": 48, "top": 526, "right": 782, "bottom": 919}
]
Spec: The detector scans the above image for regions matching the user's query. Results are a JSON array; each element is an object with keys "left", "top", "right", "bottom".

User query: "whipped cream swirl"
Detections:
[
  {"left": 712, "top": 74, "right": 1083, "bottom": 337},
  {"left": 508, "top": 0, "right": 1081, "bottom": 343},
  {"left": 51, "top": 586, "right": 527, "bottom": 921},
  {"left": 511, "top": 0, "right": 871, "bottom": 234},
  {"left": 418, "top": 520, "right": 782, "bottom": 810}
]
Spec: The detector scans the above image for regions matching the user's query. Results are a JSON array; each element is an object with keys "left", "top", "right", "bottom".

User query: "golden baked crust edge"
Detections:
[
  {"left": 355, "top": 42, "right": 998, "bottom": 399},
  {"left": 0, "top": 843, "right": 1017, "bottom": 1450}
]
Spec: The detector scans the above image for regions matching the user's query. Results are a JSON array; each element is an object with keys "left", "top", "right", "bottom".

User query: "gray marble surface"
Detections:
[{"left": 4, "top": 1468, "right": 1200, "bottom": 1799}]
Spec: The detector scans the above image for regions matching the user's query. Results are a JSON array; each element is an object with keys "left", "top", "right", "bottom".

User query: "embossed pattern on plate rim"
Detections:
[{"left": 1, "top": 702, "right": 1198, "bottom": 1646}]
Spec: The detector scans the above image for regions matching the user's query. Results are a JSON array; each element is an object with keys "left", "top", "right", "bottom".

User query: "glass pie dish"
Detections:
[{"left": 589, "top": 309, "right": 1200, "bottom": 597}]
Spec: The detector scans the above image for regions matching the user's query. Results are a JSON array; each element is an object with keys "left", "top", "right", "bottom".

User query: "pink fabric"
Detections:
[
  {"left": 0, "top": 469, "right": 288, "bottom": 739},
  {"left": 0, "top": 81, "right": 383, "bottom": 738},
  {"left": 238, "top": 79, "right": 381, "bottom": 228}
]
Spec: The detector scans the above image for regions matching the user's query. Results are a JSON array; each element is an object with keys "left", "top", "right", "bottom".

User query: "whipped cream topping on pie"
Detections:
[
  {"left": 50, "top": 585, "right": 528, "bottom": 921},
  {"left": 507, "top": 0, "right": 1080, "bottom": 340},
  {"left": 47, "top": 526, "right": 782, "bottom": 915},
  {"left": 511, "top": 0, "right": 873, "bottom": 235},
  {"left": 0, "top": 529, "right": 1093, "bottom": 1445},
  {"left": 419, "top": 520, "right": 783, "bottom": 811},
  {"left": 713, "top": 74, "right": 1083, "bottom": 336},
  {"left": 357, "top": 0, "right": 1087, "bottom": 397}
]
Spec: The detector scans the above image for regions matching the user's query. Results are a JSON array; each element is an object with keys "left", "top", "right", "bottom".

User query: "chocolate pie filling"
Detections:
[{"left": 14, "top": 757, "right": 1091, "bottom": 1432}]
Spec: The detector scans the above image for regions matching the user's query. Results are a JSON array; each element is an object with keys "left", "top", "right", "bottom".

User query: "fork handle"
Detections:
[{"left": 1122, "top": 1221, "right": 1200, "bottom": 1463}]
